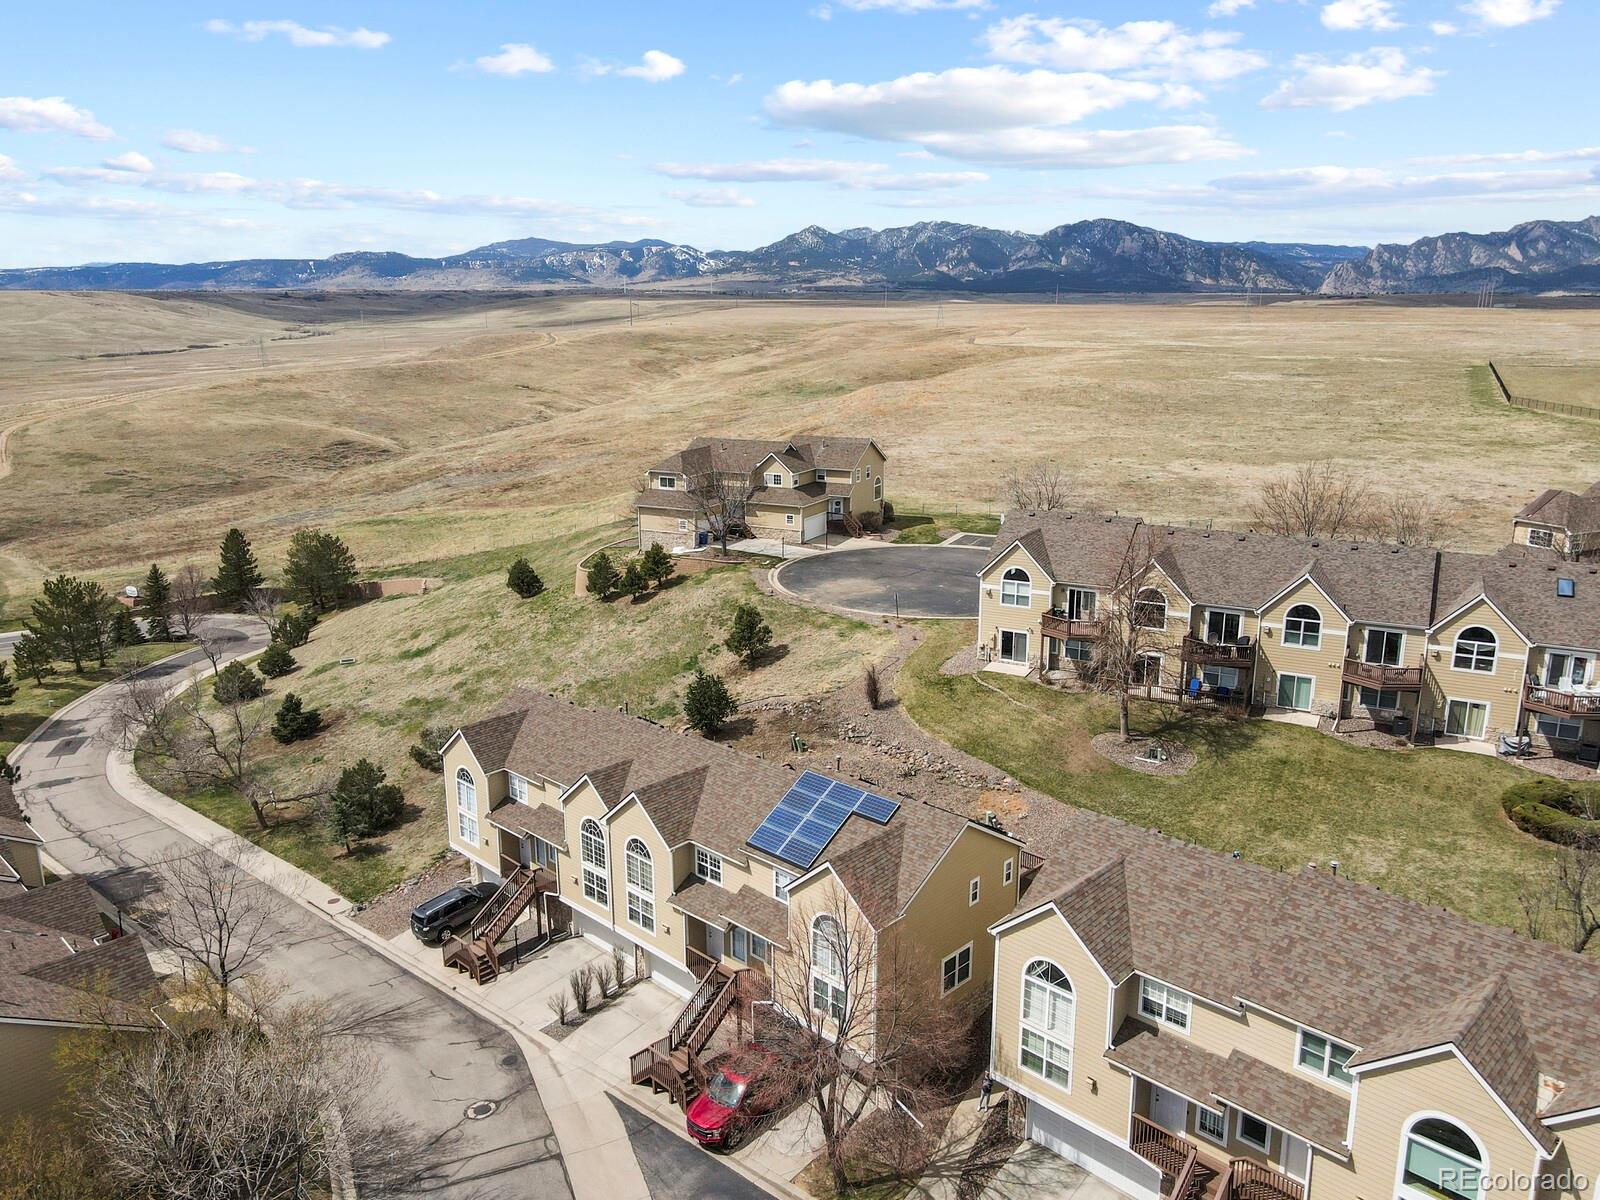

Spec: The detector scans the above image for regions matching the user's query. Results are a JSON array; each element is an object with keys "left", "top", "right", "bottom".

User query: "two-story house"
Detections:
[
  {"left": 1, "top": 776, "right": 45, "bottom": 894},
  {"left": 976, "top": 493, "right": 1600, "bottom": 753},
  {"left": 635, "top": 435, "right": 886, "bottom": 550},
  {"left": 1513, "top": 483, "right": 1600, "bottom": 561},
  {"left": 440, "top": 688, "right": 1021, "bottom": 1004},
  {"left": 987, "top": 803, "right": 1600, "bottom": 1200}
]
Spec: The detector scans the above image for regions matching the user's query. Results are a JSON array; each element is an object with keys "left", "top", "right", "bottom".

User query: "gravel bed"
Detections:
[
  {"left": 1090, "top": 733, "right": 1196, "bottom": 777},
  {"left": 351, "top": 853, "right": 473, "bottom": 939}
]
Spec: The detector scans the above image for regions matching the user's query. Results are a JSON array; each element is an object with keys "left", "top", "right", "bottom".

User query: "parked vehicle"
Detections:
[
  {"left": 686, "top": 1049, "right": 784, "bottom": 1150},
  {"left": 409, "top": 881, "right": 498, "bottom": 943}
]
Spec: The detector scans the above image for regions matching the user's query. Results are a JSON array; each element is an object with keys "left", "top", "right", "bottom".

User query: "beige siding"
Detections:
[
  {"left": 748, "top": 499, "right": 828, "bottom": 545},
  {"left": 638, "top": 506, "right": 698, "bottom": 549},
  {"left": 1543, "top": 1118, "right": 1600, "bottom": 1200},
  {"left": 978, "top": 542, "right": 1052, "bottom": 663},
  {"left": 0, "top": 839, "right": 44, "bottom": 890},
  {"left": 843, "top": 446, "right": 887, "bottom": 519},
  {"left": 1425, "top": 600, "right": 1531, "bottom": 740},
  {"left": 561, "top": 780, "right": 614, "bottom": 925},
  {"left": 891, "top": 827, "right": 1021, "bottom": 1007},
  {"left": 779, "top": 872, "right": 877, "bottom": 1043},
  {"left": 0, "top": 1022, "right": 75, "bottom": 1119},
  {"left": 441, "top": 739, "right": 498, "bottom": 875},
  {"left": 606, "top": 798, "right": 683, "bottom": 967},
  {"left": 1258, "top": 580, "right": 1351, "bottom": 714}
]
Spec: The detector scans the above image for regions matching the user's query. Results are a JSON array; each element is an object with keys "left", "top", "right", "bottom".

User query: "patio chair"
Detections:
[
  {"left": 1186, "top": 677, "right": 1203, "bottom": 701},
  {"left": 1216, "top": 685, "right": 1232, "bottom": 702}
]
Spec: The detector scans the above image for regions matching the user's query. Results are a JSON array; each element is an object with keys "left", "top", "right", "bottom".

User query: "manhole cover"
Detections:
[{"left": 464, "top": 1100, "right": 498, "bottom": 1121}]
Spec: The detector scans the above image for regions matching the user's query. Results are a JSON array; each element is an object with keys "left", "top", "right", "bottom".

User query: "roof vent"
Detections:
[
  {"left": 1236, "top": 534, "right": 1246, "bottom": 542},
  {"left": 1558, "top": 577, "right": 1576, "bottom": 598},
  {"left": 1310, "top": 540, "right": 1320, "bottom": 548}
]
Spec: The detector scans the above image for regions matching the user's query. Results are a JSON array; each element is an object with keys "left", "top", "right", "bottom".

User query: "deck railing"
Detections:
[
  {"left": 1341, "top": 655, "right": 1423, "bottom": 690},
  {"left": 1524, "top": 677, "right": 1600, "bottom": 717},
  {"left": 1131, "top": 1115, "right": 1199, "bottom": 1198},
  {"left": 1042, "top": 611, "right": 1104, "bottom": 641},
  {"left": 1229, "top": 1160, "right": 1305, "bottom": 1200},
  {"left": 1181, "top": 636, "right": 1255, "bottom": 665}
]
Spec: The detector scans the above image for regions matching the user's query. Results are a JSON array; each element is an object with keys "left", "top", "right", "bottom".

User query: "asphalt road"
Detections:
[
  {"left": 607, "top": 1097, "right": 772, "bottom": 1200},
  {"left": 0, "top": 630, "right": 19, "bottom": 660},
  {"left": 774, "top": 545, "right": 989, "bottom": 618},
  {"left": 11, "top": 618, "right": 572, "bottom": 1200}
]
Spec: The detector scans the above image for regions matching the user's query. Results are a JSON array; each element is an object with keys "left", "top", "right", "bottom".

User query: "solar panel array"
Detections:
[{"left": 747, "top": 770, "right": 901, "bottom": 869}]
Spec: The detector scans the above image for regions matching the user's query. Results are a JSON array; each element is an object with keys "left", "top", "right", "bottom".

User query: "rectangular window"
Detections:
[
  {"left": 729, "top": 926, "right": 748, "bottom": 962},
  {"left": 941, "top": 945, "right": 972, "bottom": 993},
  {"left": 1000, "top": 575, "right": 1031, "bottom": 607},
  {"left": 750, "top": 933, "right": 769, "bottom": 964},
  {"left": 659, "top": 474, "right": 677, "bottom": 489},
  {"left": 773, "top": 868, "right": 794, "bottom": 902},
  {"left": 678, "top": 519, "right": 689, "bottom": 532},
  {"left": 785, "top": 513, "right": 795, "bottom": 526},
  {"left": 1062, "top": 638, "right": 1093, "bottom": 662},
  {"left": 457, "top": 808, "right": 478, "bottom": 845},
  {"left": 874, "top": 477, "right": 883, "bottom": 501},
  {"left": 1139, "top": 978, "right": 1192, "bottom": 1032},
  {"left": 1066, "top": 588, "right": 1097, "bottom": 620},
  {"left": 533, "top": 838, "right": 558, "bottom": 868},
  {"left": 1205, "top": 610, "right": 1242, "bottom": 644},
  {"left": 508, "top": 773, "right": 529, "bottom": 803},
  {"left": 1445, "top": 699, "right": 1489, "bottom": 739},
  {"left": 1528, "top": 527, "right": 1554, "bottom": 548},
  {"left": 582, "top": 867, "right": 607, "bottom": 906},
  {"left": 1202, "top": 664, "right": 1241, "bottom": 690},
  {"left": 1276, "top": 673, "right": 1313, "bottom": 711},
  {"left": 767, "top": 472, "right": 783, "bottom": 486},
  {"left": 1357, "top": 686, "right": 1403, "bottom": 713},
  {"left": 969, "top": 877, "right": 981, "bottom": 906},
  {"left": 1297, "top": 1030, "right": 1355, "bottom": 1085},
  {"left": 1003, "top": 858, "right": 1015, "bottom": 886},
  {"left": 695, "top": 846, "right": 723, "bottom": 884},
  {"left": 1544, "top": 652, "right": 1590, "bottom": 689},
  {"left": 1365, "top": 628, "right": 1404, "bottom": 666},
  {"left": 1236, "top": 1112, "right": 1271, "bottom": 1153},
  {"left": 1536, "top": 713, "right": 1583, "bottom": 742},
  {"left": 627, "top": 890, "right": 655, "bottom": 932},
  {"left": 1196, "top": 1105, "right": 1229, "bottom": 1146},
  {"left": 1132, "top": 653, "right": 1162, "bottom": 687},
  {"left": 812, "top": 975, "right": 845, "bottom": 1023}
]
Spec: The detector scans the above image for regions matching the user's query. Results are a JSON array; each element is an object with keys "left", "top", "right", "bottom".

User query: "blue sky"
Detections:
[{"left": 2, "top": 1, "right": 1595, "bottom": 266}]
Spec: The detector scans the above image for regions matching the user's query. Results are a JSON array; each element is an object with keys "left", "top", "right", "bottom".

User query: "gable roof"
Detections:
[
  {"left": 647, "top": 434, "right": 881, "bottom": 483},
  {"left": 1435, "top": 545, "right": 1600, "bottom": 649},
  {"left": 0, "top": 777, "right": 41, "bottom": 845},
  {"left": 1516, "top": 485, "right": 1600, "bottom": 535}
]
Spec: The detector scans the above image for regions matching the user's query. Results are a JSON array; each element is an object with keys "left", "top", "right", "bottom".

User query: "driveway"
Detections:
[{"left": 773, "top": 545, "right": 987, "bottom": 619}]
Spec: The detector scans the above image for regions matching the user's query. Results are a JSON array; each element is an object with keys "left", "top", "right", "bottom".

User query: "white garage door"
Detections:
[
  {"left": 566, "top": 908, "right": 695, "bottom": 999},
  {"left": 803, "top": 511, "right": 828, "bottom": 542},
  {"left": 1027, "top": 1103, "right": 1161, "bottom": 1200}
]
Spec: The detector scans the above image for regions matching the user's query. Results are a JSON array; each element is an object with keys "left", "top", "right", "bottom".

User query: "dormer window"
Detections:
[
  {"left": 1528, "top": 528, "right": 1554, "bottom": 548},
  {"left": 1139, "top": 977, "right": 1192, "bottom": 1031},
  {"left": 1297, "top": 1029, "right": 1355, "bottom": 1085},
  {"left": 815, "top": 469, "right": 826, "bottom": 481},
  {"left": 658, "top": 474, "right": 677, "bottom": 490},
  {"left": 767, "top": 472, "right": 783, "bottom": 487},
  {"left": 695, "top": 846, "right": 723, "bottom": 884}
]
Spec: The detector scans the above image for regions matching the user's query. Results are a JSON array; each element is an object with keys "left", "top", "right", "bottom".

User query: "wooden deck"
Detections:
[
  {"left": 1523, "top": 678, "right": 1600, "bottom": 718},
  {"left": 1130, "top": 1116, "right": 1303, "bottom": 1200},
  {"left": 1340, "top": 656, "right": 1423, "bottom": 690},
  {"left": 1181, "top": 636, "right": 1256, "bottom": 667},
  {"left": 1042, "top": 611, "right": 1104, "bottom": 641}
]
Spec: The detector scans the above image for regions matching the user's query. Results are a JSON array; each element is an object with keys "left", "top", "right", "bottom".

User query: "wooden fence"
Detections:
[{"left": 1490, "top": 360, "right": 1600, "bottom": 421}]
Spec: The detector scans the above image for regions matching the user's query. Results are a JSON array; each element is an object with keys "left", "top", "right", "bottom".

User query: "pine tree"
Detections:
[
  {"left": 258, "top": 641, "right": 296, "bottom": 678},
  {"left": 641, "top": 542, "right": 675, "bottom": 588},
  {"left": 283, "top": 528, "right": 358, "bottom": 612},
  {"left": 506, "top": 557, "right": 545, "bottom": 599},
  {"left": 276, "top": 609, "right": 317, "bottom": 649},
  {"left": 586, "top": 551, "right": 619, "bottom": 599},
  {"left": 325, "top": 758, "right": 405, "bottom": 851},
  {"left": 110, "top": 604, "right": 145, "bottom": 647},
  {"left": 620, "top": 561, "right": 648, "bottom": 600},
  {"left": 212, "top": 528, "right": 264, "bottom": 609},
  {"left": 28, "top": 575, "right": 114, "bottom": 673},
  {"left": 684, "top": 670, "right": 736, "bottom": 737},
  {"left": 0, "top": 660, "right": 16, "bottom": 706},
  {"left": 142, "top": 564, "right": 173, "bottom": 642},
  {"left": 11, "top": 633, "right": 52, "bottom": 685},
  {"left": 725, "top": 602, "right": 774, "bottom": 668},
  {"left": 270, "top": 693, "right": 322, "bottom": 744},
  {"left": 212, "top": 662, "right": 265, "bottom": 705}
]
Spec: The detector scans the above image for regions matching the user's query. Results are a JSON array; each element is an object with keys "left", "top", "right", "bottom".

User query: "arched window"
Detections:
[
  {"left": 580, "top": 818, "right": 608, "bottom": 906},
  {"left": 454, "top": 768, "right": 478, "bottom": 843},
  {"left": 1453, "top": 626, "right": 1497, "bottom": 673},
  {"left": 811, "top": 915, "right": 847, "bottom": 1023},
  {"left": 1019, "top": 959, "right": 1074, "bottom": 1088},
  {"left": 1001, "top": 567, "right": 1031, "bottom": 608},
  {"left": 1133, "top": 588, "right": 1168, "bottom": 631},
  {"left": 1400, "top": 1116, "right": 1484, "bottom": 1200},
  {"left": 1283, "top": 603, "right": 1322, "bottom": 649},
  {"left": 624, "top": 838, "right": 654, "bottom": 932}
]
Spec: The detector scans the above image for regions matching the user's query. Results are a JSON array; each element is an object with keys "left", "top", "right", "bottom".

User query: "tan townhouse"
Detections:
[
  {"left": 1513, "top": 483, "right": 1600, "bottom": 560},
  {"left": 1, "top": 777, "right": 46, "bottom": 894},
  {"left": 635, "top": 435, "right": 886, "bottom": 550},
  {"left": 976, "top": 490, "right": 1600, "bottom": 754},
  {"left": 987, "top": 802, "right": 1600, "bottom": 1200},
  {"left": 439, "top": 688, "right": 1022, "bottom": 1012}
]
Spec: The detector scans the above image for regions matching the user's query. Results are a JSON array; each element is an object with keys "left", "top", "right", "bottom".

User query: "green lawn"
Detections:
[
  {"left": 888, "top": 509, "right": 1001, "bottom": 545},
  {"left": 2, "top": 643, "right": 179, "bottom": 759},
  {"left": 901, "top": 623, "right": 1553, "bottom": 934}
]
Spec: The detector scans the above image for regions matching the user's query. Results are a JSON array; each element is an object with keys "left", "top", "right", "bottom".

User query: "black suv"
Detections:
[{"left": 409, "top": 881, "right": 498, "bottom": 943}]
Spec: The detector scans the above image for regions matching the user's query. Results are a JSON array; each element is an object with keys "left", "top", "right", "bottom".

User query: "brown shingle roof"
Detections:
[
  {"left": 670, "top": 879, "right": 791, "bottom": 948},
  {"left": 1516, "top": 486, "right": 1600, "bottom": 534},
  {"left": 1435, "top": 545, "right": 1600, "bottom": 649},
  {"left": 487, "top": 800, "right": 566, "bottom": 849},
  {"left": 0, "top": 778, "right": 40, "bottom": 845}
]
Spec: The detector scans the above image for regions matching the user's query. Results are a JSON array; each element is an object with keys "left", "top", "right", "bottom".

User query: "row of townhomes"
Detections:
[
  {"left": 0, "top": 777, "right": 159, "bottom": 1118},
  {"left": 635, "top": 434, "right": 887, "bottom": 549},
  {"left": 976, "top": 480, "right": 1600, "bottom": 751},
  {"left": 439, "top": 689, "right": 1600, "bottom": 1200}
]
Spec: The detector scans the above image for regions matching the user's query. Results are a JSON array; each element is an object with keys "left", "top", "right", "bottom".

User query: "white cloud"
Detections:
[
  {"left": 0, "top": 154, "right": 24, "bottom": 182},
  {"left": 103, "top": 151, "right": 154, "bottom": 173},
  {"left": 1460, "top": 0, "right": 1558, "bottom": 26},
  {"left": 655, "top": 158, "right": 883, "bottom": 181},
  {"left": 1321, "top": 0, "right": 1402, "bottom": 31},
  {"left": 0, "top": 96, "right": 115, "bottom": 140},
  {"left": 204, "top": 19, "right": 390, "bottom": 49},
  {"left": 587, "top": 50, "right": 686, "bottom": 82},
  {"left": 915, "top": 125, "right": 1246, "bottom": 167},
  {"left": 1197, "top": 162, "right": 1599, "bottom": 207},
  {"left": 982, "top": 16, "right": 1266, "bottom": 82},
  {"left": 1430, "top": 20, "right": 1459, "bottom": 33},
  {"left": 1413, "top": 145, "right": 1600, "bottom": 165},
  {"left": 473, "top": 43, "right": 555, "bottom": 76},
  {"left": 668, "top": 187, "right": 756, "bottom": 207},
  {"left": 831, "top": 0, "right": 988, "bottom": 11},
  {"left": 163, "top": 129, "right": 230, "bottom": 153},
  {"left": 1262, "top": 49, "right": 1438, "bottom": 111},
  {"left": 848, "top": 170, "right": 989, "bottom": 190},
  {"left": 1208, "top": 0, "right": 1255, "bottom": 14}
]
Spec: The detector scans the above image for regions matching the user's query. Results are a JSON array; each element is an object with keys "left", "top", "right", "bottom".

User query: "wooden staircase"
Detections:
[
  {"left": 442, "top": 866, "right": 548, "bottom": 984},
  {"left": 841, "top": 510, "right": 866, "bottom": 538},
  {"left": 629, "top": 964, "right": 743, "bottom": 1108}
]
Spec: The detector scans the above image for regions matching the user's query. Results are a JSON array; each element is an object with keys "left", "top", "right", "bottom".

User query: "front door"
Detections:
[
  {"left": 518, "top": 837, "right": 533, "bottom": 869},
  {"left": 704, "top": 923, "right": 725, "bottom": 962},
  {"left": 1282, "top": 1135, "right": 1311, "bottom": 1183},
  {"left": 1151, "top": 1086, "right": 1188, "bottom": 1135}
]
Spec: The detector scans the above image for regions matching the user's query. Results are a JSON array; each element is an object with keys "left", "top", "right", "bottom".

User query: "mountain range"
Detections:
[{"left": 2, "top": 216, "right": 1596, "bottom": 296}]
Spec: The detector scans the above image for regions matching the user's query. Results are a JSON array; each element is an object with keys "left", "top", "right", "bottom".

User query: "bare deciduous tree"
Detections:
[
  {"left": 244, "top": 584, "right": 287, "bottom": 643},
  {"left": 1080, "top": 524, "right": 1162, "bottom": 740},
  {"left": 1520, "top": 825, "right": 1600, "bottom": 954},
  {"left": 1002, "top": 459, "right": 1073, "bottom": 513},
  {"left": 168, "top": 564, "right": 210, "bottom": 641},
  {"left": 1249, "top": 461, "right": 1372, "bottom": 540},
  {"left": 686, "top": 467, "right": 759, "bottom": 554},
  {"left": 1361, "top": 494, "right": 1459, "bottom": 548}
]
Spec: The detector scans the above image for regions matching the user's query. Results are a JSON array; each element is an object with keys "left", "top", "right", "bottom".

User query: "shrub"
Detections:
[
  {"left": 595, "top": 960, "right": 617, "bottom": 997},
  {"left": 725, "top": 602, "right": 773, "bottom": 667},
  {"left": 585, "top": 552, "right": 619, "bottom": 599},
  {"left": 619, "top": 561, "right": 648, "bottom": 600},
  {"left": 570, "top": 967, "right": 594, "bottom": 1014},
  {"left": 257, "top": 641, "right": 296, "bottom": 678},
  {"left": 612, "top": 946, "right": 629, "bottom": 988},
  {"left": 325, "top": 759, "right": 405, "bottom": 850},
  {"left": 640, "top": 542, "right": 675, "bottom": 588},
  {"left": 547, "top": 990, "right": 572, "bottom": 1026},
  {"left": 407, "top": 722, "right": 453, "bottom": 772},
  {"left": 881, "top": 500, "right": 895, "bottom": 524},
  {"left": 0, "top": 661, "right": 15, "bottom": 706},
  {"left": 212, "top": 662, "right": 265, "bottom": 705},
  {"left": 1501, "top": 778, "right": 1600, "bottom": 846},
  {"left": 684, "top": 670, "right": 736, "bottom": 736},
  {"left": 110, "top": 605, "right": 145, "bottom": 647},
  {"left": 864, "top": 664, "right": 881, "bottom": 710},
  {"left": 270, "top": 693, "right": 322, "bottom": 744},
  {"left": 276, "top": 609, "right": 318, "bottom": 649},
  {"left": 506, "top": 557, "right": 545, "bottom": 599}
]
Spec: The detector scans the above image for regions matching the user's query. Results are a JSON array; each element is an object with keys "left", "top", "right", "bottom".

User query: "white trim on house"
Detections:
[
  {"left": 1258, "top": 573, "right": 1353, "bottom": 624},
  {"left": 1428, "top": 593, "right": 1534, "bottom": 650},
  {"left": 1348, "top": 1045, "right": 1551, "bottom": 1155},
  {"left": 978, "top": 538, "right": 1054, "bottom": 584},
  {"left": 942, "top": 941, "right": 974, "bottom": 995}
]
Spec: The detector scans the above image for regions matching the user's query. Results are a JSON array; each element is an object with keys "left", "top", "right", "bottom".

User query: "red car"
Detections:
[{"left": 685, "top": 1051, "right": 782, "bottom": 1151}]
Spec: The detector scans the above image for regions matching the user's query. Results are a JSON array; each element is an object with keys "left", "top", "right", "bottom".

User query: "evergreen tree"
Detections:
[
  {"left": 28, "top": 575, "right": 114, "bottom": 673},
  {"left": 585, "top": 551, "right": 619, "bottom": 599},
  {"left": 620, "top": 560, "right": 649, "bottom": 600},
  {"left": 212, "top": 662, "right": 265, "bottom": 705},
  {"left": 641, "top": 542, "right": 675, "bottom": 588},
  {"left": 270, "top": 693, "right": 322, "bottom": 744},
  {"left": 684, "top": 670, "right": 736, "bottom": 737},
  {"left": 725, "top": 602, "right": 774, "bottom": 668},
  {"left": 11, "top": 633, "right": 52, "bottom": 686},
  {"left": 212, "top": 528, "right": 264, "bottom": 609},
  {"left": 276, "top": 609, "right": 317, "bottom": 649},
  {"left": 283, "top": 528, "right": 358, "bottom": 612},
  {"left": 0, "top": 660, "right": 16, "bottom": 706},
  {"left": 258, "top": 641, "right": 296, "bottom": 678},
  {"left": 325, "top": 758, "right": 405, "bottom": 851},
  {"left": 142, "top": 564, "right": 173, "bottom": 642},
  {"left": 110, "top": 604, "right": 145, "bottom": 647},
  {"left": 506, "top": 557, "right": 545, "bottom": 599},
  {"left": 408, "top": 722, "right": 452, "bottom": 772}
]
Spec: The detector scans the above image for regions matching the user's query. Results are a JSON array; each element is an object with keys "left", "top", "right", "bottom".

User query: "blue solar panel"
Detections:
[
  {"left": 855, "top": 793, "right": 899, "bottom": 824},
  {"left": 748, "top": 825, "right": 790, "bottom": 856},
  {"left": 746, "top": 769, "right": 903, "bottom": 868}
]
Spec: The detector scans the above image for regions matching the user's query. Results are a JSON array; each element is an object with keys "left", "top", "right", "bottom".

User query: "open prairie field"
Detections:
[{"left": 3, "top": 291, "right": 1599, "bottom": 616}]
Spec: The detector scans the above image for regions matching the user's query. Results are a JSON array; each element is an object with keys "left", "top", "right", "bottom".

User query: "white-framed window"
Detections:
[
  {"left": 1138, "top": 977, "right": 1192, "bottom": 1032},
  {"left": 854, "top": 468, "right": 861, "bottom": 483},
  {"left": 695, "top": 846, "right": 723, "bottom": 884},
  {"left": 729, "top": 925, "right": 748, "bottom": 962},
  {"left": 1003, "top": 857, "right": 1015, "bottom": 886},
  {"left": 1283, "top": 603, "right": 1322, "bottom": 648},
  {"left": 1297, "top": 1030, "right": 1355, "bottom": 1085},
  {"left": 625, "top": 837, "right": 655, "bottom": 932},
  {"left": 455, "top": 768, "right": 479, "bottom": 844},
  {"left": 767, "top": 472, "right": 783, "bottom": 486},
  {"left": 998, "top": 629, "right": 1030, "bottom": 664},
  {"left": 1357, "top": 685, "right": 1404, "bottom": 713},
  {"left": 508, "top": 772, "right": 529, "bottom": 803},
  {"left": 1536, "top": 713, "right": 1583, "bottom": 742},
  {"left": 810, "top": 914, "right": 847, "bottom": 1023},
  {"left": 1065, "top": 587, "right": 1098, "bottom": 621},
  {"left": 1000, "top": 567, "right": 1031, "bottom": 607},
  {"left": 785, "top": 513, "right": 795, "bottom": 526},
  {"left": 678, "top": 518, "right": 689, "bottom": 532},
  {"left": 1196, "top": 1105, "right": 1229, "bottom": 1146},
  {"left": 1062, "top": 638, "right": 1094, "bottom": 662},
  {"left": 1276, "top": 672, "right": 1314, "bottom": 711},
  {"left": 1527, "top": 527, "right": 1554, "bottom": 548},
  {"left": 1444, "top": 698, "right": 1489, "bottom": 739},
  {"left": 1237, "top": 1111, "right": 1272, "bottom": 1153},
  {"left": 1400, "top": 1116, "right": 1484, "bottom": 1200},
  {"left": 968, "top": 877, "right": 981, "bottom": 906},
  {"left": 580, "top": 818, "right": 608, "bottom": 905},
  {"left": 942, "top": 944, "right": 972, "bottom": 993},
  {"left": 532, "top": 837, "right": 559, "bottom": 868},
  {"left": 773, "top": 868, "right": 795, "bottom": 902},
  {"left": 1201, "top": 664, "right": 1241, "bottom": 690},
  {"left": 1205, "top": 609, "right": 1243, "bottom": 645},
  {"left": 1364, "top": 627, "right": 1405, "bottom": 666},
  {"left": 659, "top": 474, "right": 677, "bottom": 489},
  {"left": 1543, "top": 651, "right": 1590, "bottom": 689},
  {"left": 1452, "top": 626, "right": 1497, "bottom": 672},
  {"left": 874, "top": 477, "right": 883, "bottom": 501},
  {"left": 815, "top": 469, "right": 827, "bottom": 482},
  {"left": 1134, "top": 588, "right": 1168, "bottom": 630},
  {"left": 1131, "top": 653, "right": 1161, "bottom": 687},
  {"left": 1019, "top": 959, "right": 1073, "bottom": 1089}
]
